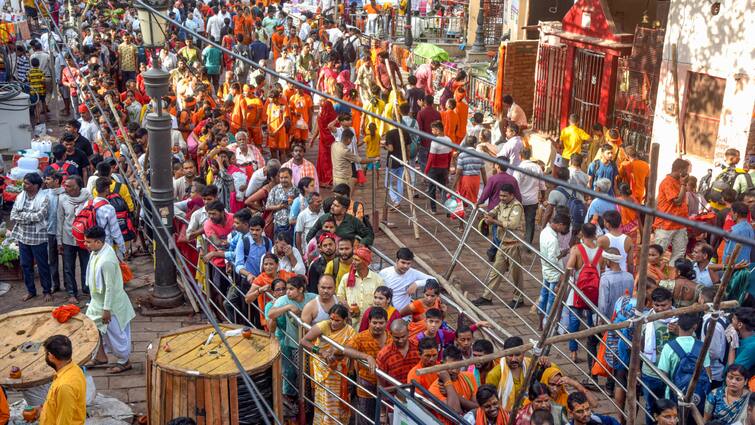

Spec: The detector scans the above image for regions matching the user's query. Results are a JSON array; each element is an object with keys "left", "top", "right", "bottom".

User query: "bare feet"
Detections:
[
  {"left": 67, "top": 296, "right": 79, "bottom": 305},
  {"left": 22, "top": 293, "right": 36, "bottom": 302},
  {"left": 43, "top": 294, "right": 53, "bottom": 303}
]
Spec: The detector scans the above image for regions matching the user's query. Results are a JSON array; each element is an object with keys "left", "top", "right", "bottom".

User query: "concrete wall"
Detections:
[
  {"left": 650, "top": 0, "right": 755, "bottom": 177},
  {"left": 501, "top": 40, "right": 538, "bottom": 117}
]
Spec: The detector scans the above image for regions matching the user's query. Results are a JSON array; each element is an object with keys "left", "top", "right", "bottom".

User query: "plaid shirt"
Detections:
[
  {"left": 282, "top": 158, "right": 319, "bottom": 192},
  {"left": 10, "top": 191, "right": 49, "bottom": 245}
]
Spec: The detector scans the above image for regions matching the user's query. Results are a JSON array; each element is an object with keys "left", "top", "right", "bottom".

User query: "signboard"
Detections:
[{"left": 391, "top": 394, "right": 443, "bottom": 425}]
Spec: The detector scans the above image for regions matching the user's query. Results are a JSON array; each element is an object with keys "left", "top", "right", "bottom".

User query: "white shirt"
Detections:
[
  {"left": 93, "top": 197, "right": 125, "bottom": 255},
  {"left": 378, "top": 266, "right": 433, "bottom": 311},
  {"left": 78, "top": 118, "right": 98, "bottom": 143},
  {"left": 206, "top": 14, "right": 224, "bottom": 41},
  {"left": 512, "top": 160, "right": 544, "bottom": 206},
  {"left": 294, "top": 207, "right": 323, "bottom": 254},
  {"left": 275, "top": 56, "right": 294, "bottom": 77},
  {"left": 497, "top": 135, "right": 523, "bottom": 174},
  {"left": 539, "top": 225, "right": 562, "bottom": 282},
  {"left": 298, "top": 21, "right": 311, "bottom": 42},
  {"left": 272, "top": 246, "right": 306, "bottom": 275},
  {"left": 325, "top": 28, "right": 343, "bottom": 45},
  {"left": 244, "top": 168, "right": 268, "bottom": 197}
]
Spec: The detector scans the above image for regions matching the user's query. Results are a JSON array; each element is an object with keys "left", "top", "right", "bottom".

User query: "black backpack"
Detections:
[
  {"left": 343, "top": 36, "right": 358, "bottom": 64},
  {"left": 107, "top": 183, "right": 136, "bottom": 241}
]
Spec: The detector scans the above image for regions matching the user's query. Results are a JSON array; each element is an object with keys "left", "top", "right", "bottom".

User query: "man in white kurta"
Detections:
[{"left": 84, "top": 226, "right": 136, "bottom": 374}]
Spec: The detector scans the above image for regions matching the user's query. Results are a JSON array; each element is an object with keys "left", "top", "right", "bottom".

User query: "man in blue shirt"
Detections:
[
  {"left": 724, "top": 202, "right": 753, "bottom": 265},
  {"left": 733, "top": 307, "right": 755, "bottom": 370},
  {"left": 567, "top": 391, "right": 620, "bottom": 425},
  {"left": 225, "top": 214, "right": 270, "bottom": 324},
  {"left": 249, "top": 33, "right": 270, "bottom": 64},
  {"left": 587, "top": 144, "right": 618, "bottom": 196}
]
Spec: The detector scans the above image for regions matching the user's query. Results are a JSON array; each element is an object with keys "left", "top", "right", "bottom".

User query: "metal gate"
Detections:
[
  {"left": 570, "top": 48, "right": 604, "bottom": 131},
  {"left": 532, "top": 43, "right": 567, "bottom": 136}
]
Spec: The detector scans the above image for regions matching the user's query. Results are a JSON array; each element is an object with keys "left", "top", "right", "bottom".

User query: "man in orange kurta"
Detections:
[
  {"left": 288, "top": 86, "right": 313, "bottom": 142},
  {"left": 267, "top": 91, "right": 289, "bottom": 160},
  {"left": 270, "top": 26, "right": 285, "bottom": 61},
  {"left": 440, "top": 99, "right": 461, "bottom": 144},
  {"left": 242, "top": 86, "right": 265, "bottom": 146}
]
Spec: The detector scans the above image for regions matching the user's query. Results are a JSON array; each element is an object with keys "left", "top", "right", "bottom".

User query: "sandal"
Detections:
[
  {"left": 22, "top": 293, "right": 36, "bottom": 302},
  {"left": 85, "top": 359, "right": 109, "bottom": 368},
  {"left": 107, "top": 363, "right": 133, "bottom": 374}
]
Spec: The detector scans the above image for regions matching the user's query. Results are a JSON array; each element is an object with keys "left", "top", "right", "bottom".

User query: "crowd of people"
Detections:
[{"left": 3, "top": 0, "right": 755, "bottom": 424}]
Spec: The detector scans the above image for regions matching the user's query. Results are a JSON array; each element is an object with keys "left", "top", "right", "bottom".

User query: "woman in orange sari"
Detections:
[{"left": 245, "top": 254, "right": 295, "bottom": 328}]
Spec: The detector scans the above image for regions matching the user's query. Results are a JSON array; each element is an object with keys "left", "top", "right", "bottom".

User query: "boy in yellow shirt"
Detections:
[{"left": 364, "top": 122, "right": 381, "bottom": 179}]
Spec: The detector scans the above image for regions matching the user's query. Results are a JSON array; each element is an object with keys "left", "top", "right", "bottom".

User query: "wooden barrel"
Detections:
[
  {"left": 0, "top": 307, "right": 99, "bottom": 389},
  {"left": 146, "top": 324, "right": 282, "bottom": 425}
]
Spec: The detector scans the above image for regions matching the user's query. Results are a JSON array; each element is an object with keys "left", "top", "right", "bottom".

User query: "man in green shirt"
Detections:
[
  {"left": 306, "top": 195, "right": 374, "bottom": 246},
  {"left": 202, "top": 42, "right": 222, "bottom": 91}
]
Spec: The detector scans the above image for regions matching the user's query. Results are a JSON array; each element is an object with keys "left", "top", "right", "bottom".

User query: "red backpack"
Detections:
[
  {"left": 71, "top": 199, "right": 109, "bottom": 248},
  {"left": 573, "top": 244, "right": 602, "bottom": 309},
  {"left": 50, "top": 162, "right": 74, "bottom": 176}
]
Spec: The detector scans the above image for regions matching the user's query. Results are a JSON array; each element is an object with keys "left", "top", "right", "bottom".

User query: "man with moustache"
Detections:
[
  {"left": 307, "top": 232, "right": 337, "bottom": 294},
  {"left": 344, "top": 307, "right": 390, "bottom": 424},
  {"left": 485, "top": 336, "right": 554, "bottom": 410},
  {"left": 300, "top": 275, "right": 340, "bottom": 325},
  {"left": 173, "top": 160, "right": 197, "bottom": 201},
  {"left": 35, "top": 335, "right": 86, "bottom": 424},
  {"left": 324, "top": 236, "right": 355, "bottom": 293}
]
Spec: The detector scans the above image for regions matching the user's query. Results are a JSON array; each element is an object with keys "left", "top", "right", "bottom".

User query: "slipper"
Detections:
[
  {"left": 85, "top": 359, "right": 109, "bottom": 368},
  {"left": 23, "top": 293, "right": 36, "bottom": 302},
  {"left": 381, "top": 221, "right": 396, "bottom": 228},
  {"left": 107, "top": 363, "right": 133, "bottom": 374}
]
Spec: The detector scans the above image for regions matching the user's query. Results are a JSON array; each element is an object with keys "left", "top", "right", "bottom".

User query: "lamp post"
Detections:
[
  {"left": 404, "top": 0, "right": 412, "bottom": 48},
  {"left": 471, "top": 0, "right": 485, "bottom": 52},
  {"left": 136, "top": 0, "right": 183, "bottom": 309}
]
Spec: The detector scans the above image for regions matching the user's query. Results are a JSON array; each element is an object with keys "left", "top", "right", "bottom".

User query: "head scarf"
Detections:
[
  {"left": 318, "top": 232, "right": 337, "bottom": 245},
  {"left": 337, "top": 70, "right": 354, "bottom": 95},
  {"left": 540, "top": 366, "right": 567, "bottom": 407},
  {"left": 346, "top": 247, "right": 372, "bottom": 288}
]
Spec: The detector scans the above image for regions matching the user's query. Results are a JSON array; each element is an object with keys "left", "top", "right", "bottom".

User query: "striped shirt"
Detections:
[
  {"left": 14, "top": 55, "right": 30, "bottom": 83},
  {"left": 456, "top": 151, "right": 484, "bottom": 176},
  {"left": 376, "top": 339, "right": 420, "bottom": 384},
  {"left": 28, "top": 68, "right": 46, "bottom": 96},
  {"left": 348, "top": 330, "right": 391, "bottom": 397}
]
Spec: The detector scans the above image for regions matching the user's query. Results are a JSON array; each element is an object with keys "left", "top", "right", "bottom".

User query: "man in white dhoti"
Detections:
[{"left": 83, "top": 226, "right": 136, "bottom": 374}]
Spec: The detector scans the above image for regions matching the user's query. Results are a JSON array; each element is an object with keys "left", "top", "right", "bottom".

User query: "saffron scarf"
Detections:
[
  {"left": 475, "top": 406, "right": 509, "bottom": 425},
  {"left": 346, "top": 247, "right": 372, "bottom": 288}
]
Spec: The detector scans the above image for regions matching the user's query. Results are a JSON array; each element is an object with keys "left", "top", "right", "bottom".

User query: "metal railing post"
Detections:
[
  {"left": 297, "top": 323, "right": 307, "bottom": 425},
  {"left": 443, "top": 208, "right": 478, "bottom": 280}
]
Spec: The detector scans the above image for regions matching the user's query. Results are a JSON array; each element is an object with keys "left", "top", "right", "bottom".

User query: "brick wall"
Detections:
[{"left": 501, "top": 40, "right": 538, "bottom": 118}]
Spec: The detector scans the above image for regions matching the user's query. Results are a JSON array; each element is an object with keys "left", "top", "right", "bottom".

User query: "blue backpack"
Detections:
[
  {"left": 667, "top": 339, "right": 710, "bottom": 412},
  {"left": 556, "top": 187, "right": 586, "bottom": 229}
]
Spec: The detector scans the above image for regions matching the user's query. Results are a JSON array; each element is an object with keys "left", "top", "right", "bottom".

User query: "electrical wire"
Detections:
[{"left": 134, "top": 0, "right": 755, "bottom": 250}]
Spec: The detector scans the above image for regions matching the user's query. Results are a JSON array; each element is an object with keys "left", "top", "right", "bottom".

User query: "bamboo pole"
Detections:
[
  {"left": 509, "top": 270, "right": 572, "bottom": 420},
  {"left": 415, "top": 300, "right": 740, "bottom": 375},
  {"left": 625, "top": 142, "right": 660, "bottom": 425},
  {"left": 104, "top": 95, "right": 151, "bottom": 193},
  {"left": 680, "top": 244, "right": 741, "bottom": 425},
  {"left": 383, "top": 58, "right": 420, "bottom": 239}
]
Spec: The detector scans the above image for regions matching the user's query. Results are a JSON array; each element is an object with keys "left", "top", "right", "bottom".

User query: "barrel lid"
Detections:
[
  {"left": 149, "top": 324, "right": 280, "bottom": 377},
  {"left": 0, "top": 307, "right": 99, "bottom": 389}
]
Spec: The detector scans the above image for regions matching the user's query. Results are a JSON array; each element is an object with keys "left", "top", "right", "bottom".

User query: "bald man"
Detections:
[
  {"left": 377, "top": 320, "right": 420, "bottom": 384},
  {"left": 300, "top": 275, "right": 339, "bottom": 325}
]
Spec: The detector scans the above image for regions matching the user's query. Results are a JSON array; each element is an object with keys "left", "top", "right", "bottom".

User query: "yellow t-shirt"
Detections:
[
  {"left": 364, "top": 133, "right": 381, "bottom": 158},
  {"left": 559, "top": 124, "right": 590, "bottom": 160},
  {"left": 324, "top": 257, "right": 353, "bottom": 291}
]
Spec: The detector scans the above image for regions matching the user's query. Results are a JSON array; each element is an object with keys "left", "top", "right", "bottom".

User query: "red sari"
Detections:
[{"left": 316, "top": 100, "right": 338, "bottom": 186}]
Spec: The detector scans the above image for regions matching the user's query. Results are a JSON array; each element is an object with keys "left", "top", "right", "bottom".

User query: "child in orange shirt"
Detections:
[
  {"left": 440, "top": 98, "right": 461, "bottom": 144},
  {"left": 266, "top": 90, "right": 289, "bottom": 161}
]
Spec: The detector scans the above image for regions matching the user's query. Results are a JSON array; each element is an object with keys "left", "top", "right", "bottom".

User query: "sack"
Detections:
[
  {"left": 71, "top": 199, "right": 109, "bottom": 249},
  {"left": 444, "top": 196, "right": 465, "bottom": 220},
  {"left": 573, "top": 244, "right": 602, "bottom": 309},
  {"left": 556, "top": 187, "right": 586, "bottom": 229},
  {"left": 591, "top": 331, "right": 611, "bottom": 377},
  {"left": 668, "top": 339, "right": 710, "bottom": 412},
  {"left": 119, "top": 261, "right": 133, "bottom": 283}
]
